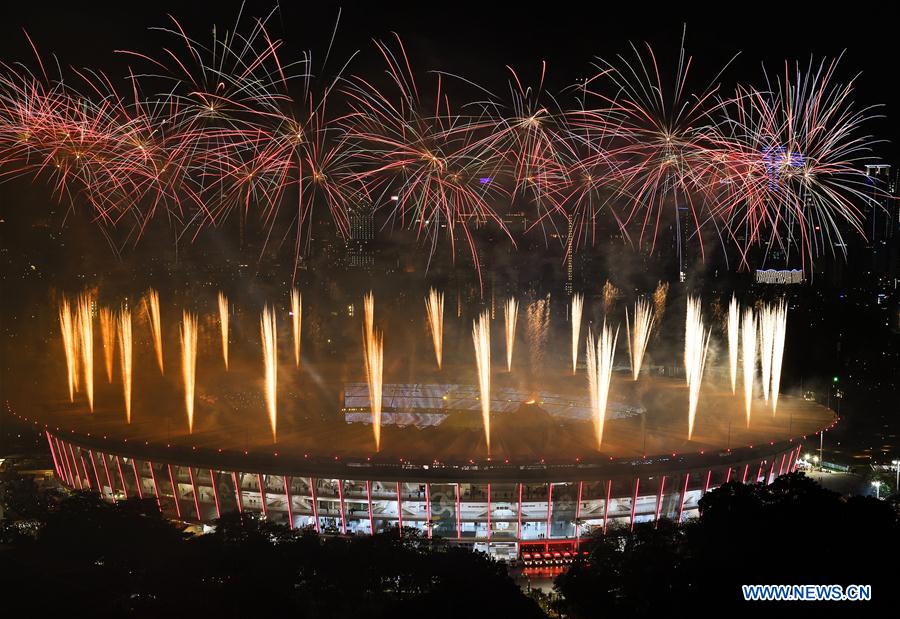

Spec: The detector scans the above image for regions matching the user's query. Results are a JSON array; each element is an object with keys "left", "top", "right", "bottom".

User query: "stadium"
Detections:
[{"left": 12, "top": 355, "right": 835, "bottom": 563}]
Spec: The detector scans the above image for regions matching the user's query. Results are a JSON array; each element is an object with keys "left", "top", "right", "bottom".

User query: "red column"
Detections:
[
  {"left": 725, "top": 467, "right": 732, "bottom": 483},
  {"left": 793, "top": 445, "right": 802, "bottom": 471},
  {"left": 65, "top": 443, "right": 82, "bottom": 489},
  {"left": 55, "top": 438, "right": 74, "bottom": 487},
  {"left": 755, "top": 461, "right": 764, "bottom": 484},
  {"left": 703, "top": 469, "right": 712, "bottom": 494},
  {"left": 741, "top": 464, "right": 749, "bottom": 484},
  {"left": 655, "top": 475, "right": 666, "bottom": 526},
  {"left": 232, "top": 472, "right": 243, "bottom": 513},
  {"left": 517, "top": 483, "right": 523, "bottom": 542},
  {"left": 395, "top": 481, "right": 403, "bottom": 534},
  {"left": 778, "top": 453, "right": 787, "bottom": 476},
  {"left": 455, "top": 483, "right": 462, "bottom": 539},
  {"left": 115, "top": 456, "right": 129, "bottom": 499},
  {"left": 486, "top": 483, "right": 492, "bottom": 541},
  {"left": 257, "top": 473, "right": 268, "bottom": 518},
  {"left": 148, "top": 461, "right": 162, "bottom": 509},
  {"left": 44, "top": 431, "right": 62, "bottom": 479},
  {"left": 88, "top": 450, "right": 103, "bottom": 495},
  {"left": 337, "top": 480, "right": 346, "bottom": 534},
  {"left": 79, "top": 450, "right": 94, "bottom": 491},
  {"left": 366, "top": 480, "right": 374, "bottom": 535},
  {"left": 678, "top": 474, "right": 690, "bottom": 524},
  {"left": 425, "top": 483, "right": 432, "bottom": 540},
  {"left": 283, "top": 476, "right": 293, "bottom": 529},
  {"left": 99, "top": 452, "right": 114, "bottom": 498},
  {"left": 131, "top": 459, "right": 144, "bottom": 499},
  {"left": 188, "top": 467, "right": 202, "bottom": 521},
  {"left": 167, "top": 464, "right": 181, "bottom": 518},
  {"left": 575, "top": 481, "right": 583, "bottom": 545},
  {"left": 309, "top": 478, "right": 320, "bottom": 533},
  {"left": 603, "top": 480, "right": 611, "bottom": 534},
  {"left": 767, "top": 459, "right": 776, "bottom": 484},
  {"left": 629, "top": 478, "right": 640, "bottom": 532},
  {"left": 210, "top": 470, "right": 221, "bottom": 519},
  {"left": 545, "top": 483, "right": 553, "bottom": 539}
]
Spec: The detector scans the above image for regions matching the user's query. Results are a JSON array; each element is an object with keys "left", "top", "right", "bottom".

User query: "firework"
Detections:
[
  {"left": 504, "top": 297, "right": 518, "bottom": 372},
  {"left": 425, "top": 288, "right": 444, "bottom": 370},
  {"left": 58, "top": 297, "right": 79, "bottom": 401},
  {"left": 362, "top": 292, "right": 383, "bottom": 451},
  {"left": 684, "top": 299, "right": 711, "bottom": 440},
  {"left": 472, "top": 311, "right": 491, "bottom": 454},
  {"left": 525, "top": 295, "right": 550, "bottom": 375},
  {"left": 741, "top": 307, "right": 757, "bottom": 426},
  {"left": 759, "top": 305, "right": 776, "bottom": 403},
  {"left": 291, "top": 288, "right": 302, "bottom": 367},
  {"left": 99, "top": 307, "right": 116, "bottom": 383},
  {"left": 146, "top": 289, "right": 164, "bottom": 374},
  {"left": 626, "top": 298, "right": 655, "bottom": 381},
  {"left": 181, "top": 311, "right": 198, "bottom": 433},
  {"left": 260, "top": 306, "right": 278, "bottom": 442},
  {"left": 727, "top": 295, "right": 739, "bottom": 394},
  {"left": 76, "top": 294, "right": 94, "bottom": 412},
  {"left": 571, "top": 293, "right": 583, "bottom": 374},
  {"left": 770, "top": 300, "right": 788, "bottom": 414},
  {"left": 118, "top": 308, "right": 132, "bottom": 423},
  {"left": 586, "top": 323, "right": 618, "bottom": 450},
  {"left": 217, "top": 292, "right": 229, "bottom": 370},
  {"left": 653, "top": 282, "right": 669, "bottom": 325},
  {"left": 601, "top": 281, "right": 619, "bottom": 315}
]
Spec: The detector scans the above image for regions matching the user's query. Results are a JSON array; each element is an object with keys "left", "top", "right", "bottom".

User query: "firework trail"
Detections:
[
  {"left": 425, "top": 288, "right": 444, "bottom": 370},
  {"left": 601, "top": 281, "right": 619, "bottom": 315},
  {"left": 362, "top": 292, "right": 383, "bottom": 451},
  {"left": 99, "top": 307, "right": 116, "bottom": 383},
  {"left": 118, "top": 308, "right": 132, "bottom": 423},
  {"left": 76, "top": 294, "right": 94, "bottom": 412},
  {"left": 571, "top": 293, "right": 583, "bottom": 374},
  {"left": 586, "top": 323, "right": 618, "bottom": 450},
  {"left": 758, "top": 305, "right": 776, "bottom": 403},
  {"left": 525, "top": 295, "right": 550, "bottom": 377},
  {"left": 181, "top": 311, "right": 198, "bottom": 434},
  {"left": 58, "top": 297, "right": 79, "bottom": 401},
  {"left": 684, "top": 300, "right": 711, "bottom": 440},
  {"left": 472, "top": 311, "right": 491, "bottom": 454},
  {"left": 741, "top": 307, "right": 757, "bottom": 426},
  {"left": 684, "top": 297, "right": 702, "bottom": 387},
  {"left": 217, "top": 292, "right": 229, "bottom": 370},
  {"left": 504, "top": 297, "right": 518, "bottom": 372},
  {"left": 291, "top": 288, "right": 302, "bottom": 367},
  {"left": 770, "top": 300, "right": 788, "bottom": 414},
  {"left": 626, "top": 298, "right": 655, "bottom": 381},
  {"left": 653, "top": 282, "right": 669, "bottom": 326},
  {"left": 261, "top": 306, "right": 278, "bottom": 442},
  {"left": 145, "top": 289, "right": 164, "bottom": 374},
  {"left": 727, "top": 295, "right": 740, "bottom": 394}
]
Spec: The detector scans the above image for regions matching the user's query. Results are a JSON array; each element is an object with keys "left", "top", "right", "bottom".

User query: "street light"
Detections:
[{"left": 872, "top": 480, "right": 882, "bottom": 500}]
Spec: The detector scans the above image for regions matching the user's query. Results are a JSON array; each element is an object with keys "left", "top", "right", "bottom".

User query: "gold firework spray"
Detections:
[
  {"left": 76, "top": 293, "right": 94, "bottom": 411},
  {"left": 362, "top": 292, "right": 383, "bottom": 450},
  {"left": 571, "top": 293, "right": 583, "bottom": 374},
  {"left": 217, "top": 292, "right": 229, "bottom": 370},
  {"left": 425, "top": 288, "right": 444, "bottom": 369},
  {"left": 504, "top": 297, "right": 518, "bottom": 372},
  {"left": 261, "top": 306, "right": 278, "bottom": 442},
  {"left": 586, "top": 322, "right": 618, "bottom": 450},
  {"left": 146, "top": 289, "right": 164, "bottom": 374},
  {"left": 742, "top": 307, "right": 757, "bottom": 426},
  {"left": 601, "top": 280, "right": 619, "bottom": 315},
  {"left": 473, "top": 311, "right": 491, "bottom": 453},
  {"left": 653, "top": 281, "right": 669, "bottom": 325},
  {"left": 770, "top": 300, "right": 788, "bottom": 414},
  {"left": 758, "top": 304, "right": 776, "bottom": 403},
  {"left": 291, "top": 288, "right": 302, "bottom": 367},
  {"left": 727, "top": 295, "right": 740, "bottom": 394},
  {"left": 118, "top": 308, "right": 132, "bottom": 423},
  {"left": 181, "top": 311, "right": 198, "bottom": 433},
  {"left": 59, "top": 297, "right": 79, "bottom": 401},
  {"left": 99, "top": 307, "right": 116, "bottom": 383},
  {"left": 684, "top": 300, "right": 710, "bottom": 440},
  {"left": 626, "top": 298, "right": 655, "bottom": 381}
]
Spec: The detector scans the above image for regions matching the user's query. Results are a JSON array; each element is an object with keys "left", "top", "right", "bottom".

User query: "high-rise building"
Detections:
[
  {"left": 346, "top": 203, "right": 375, "bottom": 268},
  {"left": 864, "top": 164, "right": 898, "bottom": 280}
]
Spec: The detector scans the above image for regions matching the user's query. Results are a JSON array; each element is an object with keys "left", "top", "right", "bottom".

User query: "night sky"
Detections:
[{"left": 2, "top": 2, "right": 896, "bottom": 159}]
